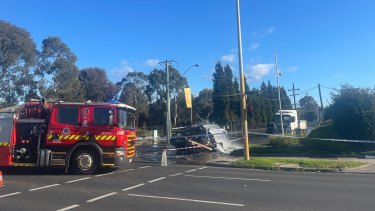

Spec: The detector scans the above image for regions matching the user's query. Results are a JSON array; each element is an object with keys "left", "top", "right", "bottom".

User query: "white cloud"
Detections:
[
  {"left": 249, "top": 42, "right": 260, "bottom": 51},
  {"left": 111, "top": 60, "right": 134, "bottom": 78},
  {"left": 221, "top": 54, "right": 235, "bottom": 63},
  {"left": 284, "top": 66, "right": 299, "bottom": 72},
  {"left": 144, "top": 58, "right": 160, "bottom": 68},
  {"left": 248, "top": 63, "right": 275, "bottom": 81},
  {"left": 266, "top": 26, "right": 276, "bottom": 34}
]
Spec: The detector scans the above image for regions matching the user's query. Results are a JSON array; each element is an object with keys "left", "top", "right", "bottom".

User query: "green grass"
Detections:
[{"left": 232, "top": 157, "right": 366, "bottom": 170}]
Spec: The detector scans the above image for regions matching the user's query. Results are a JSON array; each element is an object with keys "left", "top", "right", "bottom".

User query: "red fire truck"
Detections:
[{"left": 0, "top": 99, "right": 136, "bottom": 174}]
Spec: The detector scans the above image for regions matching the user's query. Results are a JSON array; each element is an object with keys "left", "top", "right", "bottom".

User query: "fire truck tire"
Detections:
[{"left": 71, "top": 148, "right": 99, "bottom": 175}]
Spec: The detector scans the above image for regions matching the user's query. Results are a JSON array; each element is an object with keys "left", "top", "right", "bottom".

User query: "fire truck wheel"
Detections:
[{"left": 71, "top": 148, "right": 99, "bottom": 175}]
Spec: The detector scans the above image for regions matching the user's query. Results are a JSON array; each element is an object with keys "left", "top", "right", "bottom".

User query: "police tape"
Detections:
[{"left": 247, "top": 131, "right": 375, "bottom": 144}]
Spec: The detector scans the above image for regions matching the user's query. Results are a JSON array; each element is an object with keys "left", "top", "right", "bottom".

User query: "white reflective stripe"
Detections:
[
  {"left": 86, "top": 192, "right": 118, "bottom": 202},
  {"left": 56, "top": 204, "right": 80, "bottom": 211},
  {"left": 127, "top": 194, "right": 244, "bottom": 207}
]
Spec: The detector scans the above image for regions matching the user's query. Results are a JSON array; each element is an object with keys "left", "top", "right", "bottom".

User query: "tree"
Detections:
[
  {"left": 37, "top": 36, "right": 84, "bottom": 102},
  {"left": 118, "top": 71, "right": 149, "bottom": 127},
  {"left": 0, "top": 20, "right": 37, "bottom": 107},
  {"left": 194, "top": 89, "right": 213, "bottom": 122},
  {"left": 146, "top": 67, "right": 188, "bottom": 126},
  {"left": 212, "top": 62, "right": 230, "bottom": 125},
  {"left": 79, "top": 67, "right": 116, "bottom": 102},
  {"left": 329, "top": 85, "right": 375, "bottom": 140},
  {"left": 299, "top": 95, "right": 319, "bottom": 122}
]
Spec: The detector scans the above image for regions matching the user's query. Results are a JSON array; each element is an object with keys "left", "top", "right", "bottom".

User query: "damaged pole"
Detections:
[{"left": 236, "top": 0, "right": 250, "bottom": 160}]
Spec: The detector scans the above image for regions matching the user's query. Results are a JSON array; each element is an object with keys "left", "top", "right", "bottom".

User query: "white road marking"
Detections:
[
  {"left": 122, "top": 183, "right": 145, "bottom": 191},
  {"left": 185, "top": 169, "right": 198, "bottom": 173},
  {"left": 198, "top": 167, "right": 207, "bottom": 170},
  {"left": 65, "top": 177, "right": 91, "bottom": 183},
  {"left": 118, "top": 168, "right": 135, "bottom": 172},
  {"left": 56, "top": 204, "right": 80, "bottom": 211},
  {"left": 184, "top": 175, "right": 271, "bottom": 182},
  {"left": 95, "top": 172, "right": 115, "bottom": 177},
  {"left": 29, "top": 184, "right": 60, "bottom": 191},
  {"left": 138, "top": 166, "right": 151, "bottom": 169},
  {"left": 169, "top": 173, "right": 183, "bottom": 177},
  {"left": 0, "top": 192, "right": 21, "bottom": 198},
  {"left": 128, "top": 194, "right": 244, "bottom": 207},
  {"left": 148, "top": 177, "right": 166, "bottom": 183},
  {"left": 86, "top": 192, "right": 118, "bottom": 203}
]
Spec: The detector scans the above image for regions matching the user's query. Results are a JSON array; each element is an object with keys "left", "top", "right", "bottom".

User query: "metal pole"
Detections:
[
  {"left": 166, "top": 61, "right": 171, "bottom": 144},
  {"left": 236, "top": 0, "right": 250, "bottom": 160},
  {"left": 275, "top": 52, "right": 284, "bottom": 135},
  {"left": 292, "top": 83, "right": 296, "bottom": 109},
  {"left": 318, "top": 83, "right": 324, "bottom": 121},
  {"left": 190, "top": 94, "right": 193, "bottom": 125}
]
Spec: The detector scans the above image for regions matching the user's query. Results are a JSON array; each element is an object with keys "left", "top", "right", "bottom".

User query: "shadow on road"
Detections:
[{"left": 0, "top": 166, "right": 118, "bottom": 176}]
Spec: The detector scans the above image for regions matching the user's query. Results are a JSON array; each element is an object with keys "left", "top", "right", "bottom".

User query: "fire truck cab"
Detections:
[{"left": 0, "top": 100, "right": 136, "bottom": 174}]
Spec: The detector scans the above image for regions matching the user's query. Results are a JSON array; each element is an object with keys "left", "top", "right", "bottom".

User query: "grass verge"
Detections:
[{"left": 232, "top": 157, "right": 366, "bottom": 170}]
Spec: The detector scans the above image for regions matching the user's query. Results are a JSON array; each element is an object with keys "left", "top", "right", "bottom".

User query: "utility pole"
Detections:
[
  {"left": 190, "top": 94, "right": 193, "bottom": 125},
  {"left": 236, "top": 0, "right": 250, "bottom": 160},
  {"left": 159, "top": 60, "right": 174, "bottom": 145},
  {"left": 318, "top": 83, "right": 324, "bottom": 121},
  {"left": 275, "top": 51, "right": 284, "bottom": 135},
  {"left": 288, "top": 83, "right": 300, "bottom": 110}
]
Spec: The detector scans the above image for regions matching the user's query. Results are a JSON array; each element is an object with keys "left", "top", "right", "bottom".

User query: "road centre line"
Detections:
[
  {"left": 185, "top": 169, "right": 198, "bottom": 173},
  {"left": 118, "top": 168, "right": 135, "bottom": 172},
  {"left": 66, "top": 177, "right": 91, "bottom": 184},
  {"left": 148, "top": 177, "right": 167, "bottom": 183},
  {"left": 127, "top": 194, "right": 244, "bottom": 207},
  {"left": 86, "top": 192, "right": 118, "bottom": 203},
  {"left": 0, "top": 192, "right": 21, "bottom": 198},
  {"left": 29, "top": 184, "right": 60, "bottom": 191},
  {"left": 122, "top": 183, "right": 145, "bottom": 191},
  {"left": 184, "top": 175, "right": 271, "bottom": 182},
  {"left": 56, "top": 204, "right": 80, "bottom": 211},
  {"left": 95, "top": 172, "right": 115, "bottom": 177},
  {"left": 198, "top": 167, "right": 208, "bottom": 170},
  {"left": 138, "top": 166, "right": 151, "bottom": 169},
  {"left": 169, "top": 173, "right": 183, "bottom": 177}
]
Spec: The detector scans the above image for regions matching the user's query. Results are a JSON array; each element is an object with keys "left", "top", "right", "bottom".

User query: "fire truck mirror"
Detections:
[{"left": 109, "top": 110, "right": 114, "bottom": 127}]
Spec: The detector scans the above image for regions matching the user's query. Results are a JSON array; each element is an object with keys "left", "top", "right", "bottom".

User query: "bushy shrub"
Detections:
[{"left": 268, "top": 136, "right": 301, "bottom": 148}]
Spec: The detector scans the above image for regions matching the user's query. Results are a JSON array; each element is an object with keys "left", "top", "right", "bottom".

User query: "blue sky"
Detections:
[{"left": 1, "top": 0, "right": 375, "bottom": 106}]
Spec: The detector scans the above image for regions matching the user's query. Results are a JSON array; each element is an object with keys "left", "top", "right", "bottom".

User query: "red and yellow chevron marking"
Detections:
[
  {"left": 47, "top": 134, "right": 116, "bottom": 141},
  {"left": 127, "top": 134, "right": 136, "bottom": 140},
  {"left": 0, "top": 142, "right": 10, "bottom": 147}
]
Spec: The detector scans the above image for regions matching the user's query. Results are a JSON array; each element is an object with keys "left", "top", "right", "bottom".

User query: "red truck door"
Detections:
[{"left": 0, "top": 113, "right": 15, "bottom": 165}]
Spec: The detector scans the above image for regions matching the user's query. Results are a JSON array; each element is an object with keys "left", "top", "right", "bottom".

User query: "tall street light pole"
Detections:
[
  {"left": 275, "top": 52, "right": 284, "bottom": 135},
  {"left": 182, "top": 64, "right": 200, "bottom": 126},
  {"left": 159, "top": 60, "right": 174, "bottom": 144},
  {"left": 236, "top": 0, "right": 250, "bottom": 160}
]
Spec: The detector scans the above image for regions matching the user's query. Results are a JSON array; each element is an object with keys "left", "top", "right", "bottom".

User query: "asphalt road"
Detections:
[{"left": 1, "top": 161, "right": 375, "bottom": 211}]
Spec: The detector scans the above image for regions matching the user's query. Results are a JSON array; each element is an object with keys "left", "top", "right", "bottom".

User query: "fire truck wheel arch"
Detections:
[{"left": 66, "top": 141, "right": 103, "bottom": 173}]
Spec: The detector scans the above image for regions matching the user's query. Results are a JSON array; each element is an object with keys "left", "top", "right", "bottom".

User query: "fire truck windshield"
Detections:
[{"left": 117, "top": 108, "right": 135, "bottom": 130}]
